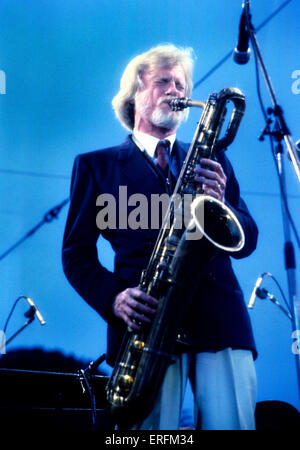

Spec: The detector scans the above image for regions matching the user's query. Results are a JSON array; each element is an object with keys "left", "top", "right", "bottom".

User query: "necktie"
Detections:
[
  {"left": 154, "top": 140, "right": 176, "bottom": 191},
  {"left": 154, "top": 140, "right": 170, "bottom": 176}
]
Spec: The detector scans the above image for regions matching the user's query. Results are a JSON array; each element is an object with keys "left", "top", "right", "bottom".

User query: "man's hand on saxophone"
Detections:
[
  {"left": 113, "top": 287, "right": 159, "bottom": 331},
  {"left": 113, "top": 157, "right": 227, "bottom": 331},
  {"left": 194, "top": 158, "right": 227, "bottom": 202}
]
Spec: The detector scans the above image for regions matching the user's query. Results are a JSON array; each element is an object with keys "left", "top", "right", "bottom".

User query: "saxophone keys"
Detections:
[
  {"left": 119, "top": 374, "right": 134, "bottom": 390},
  {"left": 113, "top": 392, "right": 124, "bottom": 405},
  {"left": 133, "top": 339, "right": 145, "bottom": 350}
]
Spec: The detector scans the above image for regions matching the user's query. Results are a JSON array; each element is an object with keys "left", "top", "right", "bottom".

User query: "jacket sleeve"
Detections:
[
  {"left": 62, "top": 154, "right": 127, "bottom": 326},
  {"left": 222, "top": 152, "right": 259, "bottom": 259}
]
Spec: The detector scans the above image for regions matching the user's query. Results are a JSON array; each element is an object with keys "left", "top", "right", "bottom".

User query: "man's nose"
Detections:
[{"left": 165, "top": 80, "right": 179, "bottom": 95}]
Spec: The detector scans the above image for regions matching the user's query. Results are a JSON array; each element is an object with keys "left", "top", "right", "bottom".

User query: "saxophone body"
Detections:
[{"left": 106, "top": 87, "right": 246, "bottom": 427}]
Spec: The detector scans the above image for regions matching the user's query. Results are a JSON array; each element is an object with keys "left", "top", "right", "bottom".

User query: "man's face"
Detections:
[{"left": 134, "top": 65, "right": 188, "bottom": 132}]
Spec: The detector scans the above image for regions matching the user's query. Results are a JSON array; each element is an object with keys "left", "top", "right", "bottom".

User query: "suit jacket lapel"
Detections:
[
  {"left": 117, "top": 136, "right": 189, "bottom": 193},
  {"left": 117, "top": 136, "right": 164, "bottom": 194}
]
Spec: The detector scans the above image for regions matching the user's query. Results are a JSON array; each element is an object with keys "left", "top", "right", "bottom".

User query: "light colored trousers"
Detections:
[{"left": 134, "top": 348, "right": 257, "bottom": 430}]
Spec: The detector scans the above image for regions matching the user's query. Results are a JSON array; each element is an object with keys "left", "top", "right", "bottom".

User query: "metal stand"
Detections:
[
  {"left": 0, "top": 307, "right": 35, "bottom": 353},
  {"left": 245, "top": 1, "right": 300, "bottom": 405},
  {"left": 78, "top": 353, "right": 106, "bottom": 430},
  {"left": 0, "top": 198, "right": 69, "bottom": 261}
]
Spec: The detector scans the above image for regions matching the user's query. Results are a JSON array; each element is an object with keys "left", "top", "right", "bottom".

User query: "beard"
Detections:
[{"left": 135, "top": 93, "right": 188, "bottom": 130}]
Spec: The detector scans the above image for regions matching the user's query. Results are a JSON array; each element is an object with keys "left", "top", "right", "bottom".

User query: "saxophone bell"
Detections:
[{"left": 190, "top": 195, "right": 245, "bottom": 252}]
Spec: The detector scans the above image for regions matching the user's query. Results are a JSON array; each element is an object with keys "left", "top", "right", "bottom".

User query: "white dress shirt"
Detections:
[{"left": 132, "top": 129, "right": 176, "bottom": 159}]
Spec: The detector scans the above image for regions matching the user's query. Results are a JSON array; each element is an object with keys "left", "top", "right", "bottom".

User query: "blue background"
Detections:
[{"left": 0, "top": 0, "right": 299, "bottom": 418}]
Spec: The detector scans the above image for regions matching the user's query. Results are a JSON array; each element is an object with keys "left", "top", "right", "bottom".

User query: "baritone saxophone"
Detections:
[{"left": 106, "top": 87, "right": 246, "bottom": 427}]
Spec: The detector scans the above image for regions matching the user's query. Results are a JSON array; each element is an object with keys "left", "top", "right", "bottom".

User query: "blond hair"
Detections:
[{"left": 112, "top": 44, "right": 195, "bottom": 131}]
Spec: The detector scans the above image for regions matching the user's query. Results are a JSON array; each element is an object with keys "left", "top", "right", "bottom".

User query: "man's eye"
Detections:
[{"left": 156, "top": 79, "right": 168, "bottom": 84}]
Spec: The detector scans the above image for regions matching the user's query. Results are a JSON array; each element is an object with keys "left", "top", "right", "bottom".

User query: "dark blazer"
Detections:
[{"left": 62, "top": 136, "right": 258, "bottom": 366}]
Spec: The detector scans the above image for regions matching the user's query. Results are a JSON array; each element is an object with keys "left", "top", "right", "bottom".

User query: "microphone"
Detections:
[
  {"left": 233, "top": 2, "right": 251, "bottom": 65},
  {"left": 248, "top": 272, "right": 271, "bottom": 309},
  {"left": 25, "top": 297, "right": 46, "bottom": 325}
]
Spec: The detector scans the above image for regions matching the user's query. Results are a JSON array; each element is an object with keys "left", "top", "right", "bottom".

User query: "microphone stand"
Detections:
[
  {"left": 78, "top": 353, "right": 106, "bottom": 431},
  {"left": 0, "top": 198, "right": 69, "bottom": 261},
  {"left": 245, "top": 1, "right": 300, "bottom": 406},
  {"left": 0, "top": 306, "right": 36, "bottom": 353}
]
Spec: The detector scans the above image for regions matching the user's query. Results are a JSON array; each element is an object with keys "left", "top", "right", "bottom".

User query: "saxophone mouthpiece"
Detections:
[
  {"left": 169, "top": 98, "right": 206, "bottom": 111},
  {"left": 169, "top": 97, "right": 190, "bottom": 111}
]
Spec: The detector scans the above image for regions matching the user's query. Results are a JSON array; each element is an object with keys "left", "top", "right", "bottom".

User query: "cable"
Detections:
[
  {"left": 0, "top": 2, "right": 294, "bottom": 187},
  {"left": 254, "top": 0, "right": 293, "bottom": 33},
  {"left": 0, "top": 2, "right": 294, "bottom": 190},
  {"left": 0, "top": 168, "right": 69, "bottom": 180},
  {"left": 268, "top": 273, "right": 293, "bottom": 317},
  {"left": 241, "top": 191, "right": 300, "bottom": 199},
  {"left": 193, "top": 51, "right": 233, "bottom": 90},
  {"left": 193, "top": 0, "right": 294, "bottom": 91}
]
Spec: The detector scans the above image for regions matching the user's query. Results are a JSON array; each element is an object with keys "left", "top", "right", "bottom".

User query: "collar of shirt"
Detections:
[{"left": 132, "top": 129, "right": 176, "bottom": 159}]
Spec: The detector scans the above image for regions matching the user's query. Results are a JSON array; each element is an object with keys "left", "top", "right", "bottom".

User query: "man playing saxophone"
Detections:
[{"left": 62, "top": 44, "right": 258, "bottom": 430}]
